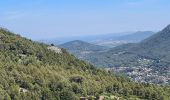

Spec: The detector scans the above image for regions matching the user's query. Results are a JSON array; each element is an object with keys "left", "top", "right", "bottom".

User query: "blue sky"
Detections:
[{"left": 0, "top": 0, "right": 170, "bottom": 40}]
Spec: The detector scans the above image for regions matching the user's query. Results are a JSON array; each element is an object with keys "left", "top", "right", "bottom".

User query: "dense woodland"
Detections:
[{"left": 0, "top": 28, "right": 170, "bottom": 100}]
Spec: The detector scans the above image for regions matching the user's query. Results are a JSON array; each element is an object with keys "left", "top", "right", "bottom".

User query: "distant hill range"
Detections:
[
  {"left": 41, "top": 31, "right": 155, "bottom": 47},
  {"left": 59, "top": 40, "right": 109, "bottom": 59},
  {"left": 91, "top": 31, "right": 155, "bottom": 47},
  {"left": 59, "top": 31, "right": 155, "bottom": 59},
  {"left": 59, "top": 31, "right": 156, "bottom": 62}
]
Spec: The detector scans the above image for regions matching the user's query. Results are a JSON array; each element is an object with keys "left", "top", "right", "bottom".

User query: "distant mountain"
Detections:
[
  {"left": 60, "top": 40, "right": 107, "bottom": 51},
  {"left": 59, "top": 40, "right": 109, "bottom": 59},
  {"left": 39, "top": 32, "right": 132, "bottom": 44},
  {"left": 92, "top": 31, "right": 155, "bottom": 47},
  {"left": 84, "top": 24, "right": 170, "bottom": 84},
  {"left": 114, "top": 31, "right": 155, "bottom": 41}
]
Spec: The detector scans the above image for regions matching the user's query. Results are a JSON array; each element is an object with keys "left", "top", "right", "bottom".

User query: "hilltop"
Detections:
[
  {"left": 59, "top": 40, "right": 108, "bottom": 59},
  {"left": 60, "top": 40, "right": 107, "bottom": 51}
]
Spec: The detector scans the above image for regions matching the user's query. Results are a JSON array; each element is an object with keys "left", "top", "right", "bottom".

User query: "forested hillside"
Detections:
[{"left": 0, "top": 28, "right": 170, "bottom": 100}]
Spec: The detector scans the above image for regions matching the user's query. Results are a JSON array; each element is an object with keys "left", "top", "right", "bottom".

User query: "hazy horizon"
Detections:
[{"left": 0, "top": 0, "right": 170, "bottom": 40}]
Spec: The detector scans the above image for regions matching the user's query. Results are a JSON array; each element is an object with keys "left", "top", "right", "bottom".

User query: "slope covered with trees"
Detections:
[{"left": 0, "top": 28, "right": 170, "bottom": 100}]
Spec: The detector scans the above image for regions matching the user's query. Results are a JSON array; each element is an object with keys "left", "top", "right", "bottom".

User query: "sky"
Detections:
[{"left": 0, "top": 0, "right": 170, "bottom": 40}]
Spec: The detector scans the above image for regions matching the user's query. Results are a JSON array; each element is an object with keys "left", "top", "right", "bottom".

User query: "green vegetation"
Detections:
[{"left": 0, "top": 28, "right": 170, "bottom": 100}]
